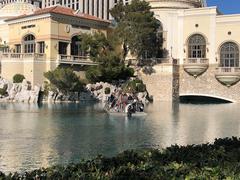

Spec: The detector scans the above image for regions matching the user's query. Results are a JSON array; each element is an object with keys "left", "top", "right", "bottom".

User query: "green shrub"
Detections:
[
  {"left": 122, "top": 79, "right": 146, "bottom": 93},
  {"left": 0, "top": 84, "right": 7, "bottom": 96},
  {"left": 104, "top": 87, "right": 111, "bottom": 94},
  {"left": 44, "top": 68, "right": 84, "bottom": 93},
  {"left": 13, "top": 74, "right": 25, "bottom": 83},
  {"left": 2, "top": 137, "right": 240, "bottom": 179}
]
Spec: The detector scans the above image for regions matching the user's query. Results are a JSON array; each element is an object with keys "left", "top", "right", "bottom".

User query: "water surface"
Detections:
[{"left": 0, "top": 102, "right": 239, "bottom": 172}]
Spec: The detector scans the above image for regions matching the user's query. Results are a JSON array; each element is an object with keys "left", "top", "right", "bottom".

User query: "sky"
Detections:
[{"left": 207, "top": 0, "right": 240, "bottom": 14}]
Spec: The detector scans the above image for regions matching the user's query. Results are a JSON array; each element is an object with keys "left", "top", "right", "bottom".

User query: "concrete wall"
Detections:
[{"left": 140, "top": 63, "right": 179, "bottom": 102}]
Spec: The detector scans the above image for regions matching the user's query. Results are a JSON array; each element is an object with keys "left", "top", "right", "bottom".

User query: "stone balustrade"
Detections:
[
  {"left": 58, "top": 54, "right": 98, "bottom": 65},
  {"left": 0, "top": 53, "right": 46, "bottom": 61}
]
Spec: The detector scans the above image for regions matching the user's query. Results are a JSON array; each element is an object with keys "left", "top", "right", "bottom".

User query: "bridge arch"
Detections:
[{"left": 179, "top": 93, "right": 234, "bottom": 103}]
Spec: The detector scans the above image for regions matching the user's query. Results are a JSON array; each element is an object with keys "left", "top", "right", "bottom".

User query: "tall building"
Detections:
[{"left": 0, "top": 0, "right": 126, "bottom": 20}]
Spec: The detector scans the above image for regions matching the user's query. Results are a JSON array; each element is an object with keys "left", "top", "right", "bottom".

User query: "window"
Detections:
[
  {"left": 39, "top": 42, "right": 45, "bottom": 54},
  {"left": 107, "top": 0, "right": 109, "bottom": 19},
  {"left": 188, "top": 34, "right": 206, "bottom": 58},
  {"left": 15, "top": 44, "right": 21, "bottom": 53},
  {"left": 23, "top": 34, "right": 35, "bottom": 53},
  {"left": 87, "top": 0, "right": 89, "bottom": 14},
  {"left": 83, "top": 0, "right": 85, "bottom": 13},
  {"left": 92, "top": 0, "right": 94, "bottom": 15},
  {"left": 71, "top": 36, "right": 86, "bottom": 56},
  {"left": 220, "top": 42, "right": 239, "bottom": 67},
  {"left": 58, "top": 42, "right": 68, "bottom": 55},
  {"left": 102, "top": 0, "right": 104, "bottom": 19},
  {"left": 97, "top": 0, "right": 99, "bottom": 17}
]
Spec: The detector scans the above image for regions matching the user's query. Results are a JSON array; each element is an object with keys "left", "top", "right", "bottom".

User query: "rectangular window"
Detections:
[
  {"left": 58, "top": 42, "right": 68, "bottom": 55},
  {"left": 39, "top": 42, "right": 45, "bottom": 54},
  {"left": 102, "top": 0, "right": 104, "bottom": 19},
  {"left": 15, "top": 44, "right": 21, "bottom": 53},
  {"left": 92, "top": 0, "right": 94, "bottom": 15},
  {"left": 97, "top": 0, "right": 99, "bottom": 17},
  {"left": 83, "top": 0, "right": 85, "bottom": 13},
  {"left": 107, "top": 0, "right": 109, "bottom": 19}
]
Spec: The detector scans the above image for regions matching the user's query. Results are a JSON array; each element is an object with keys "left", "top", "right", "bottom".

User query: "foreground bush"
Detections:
[
  {"left": 2, "top": 137, "right": 240, "bottom": 179},
  {"left": 13, "top": 74, "right": 25, "bottom": 83}
]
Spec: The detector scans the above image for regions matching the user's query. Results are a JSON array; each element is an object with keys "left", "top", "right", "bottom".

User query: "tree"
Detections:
[
  {"left": 44, "top": 68, "right": 83, "bottom": 93},
  {"left": 80, "top": 33, "right": 134, "bottom": 83},
  {"left": 110, "top": 0, "right": 161, "bottom": 59},
  {"left": 13, "top": 74, "right": 25, "bottom": 83}
]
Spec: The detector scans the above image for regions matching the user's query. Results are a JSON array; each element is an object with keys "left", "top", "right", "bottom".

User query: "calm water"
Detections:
[{"left": 0, "top": 102, "right": 240, "bottom": 172}]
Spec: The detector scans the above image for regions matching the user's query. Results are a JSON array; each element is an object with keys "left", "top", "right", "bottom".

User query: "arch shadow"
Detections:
[{"left": 180, "top": 94, "right": 233, "bottom": 104}]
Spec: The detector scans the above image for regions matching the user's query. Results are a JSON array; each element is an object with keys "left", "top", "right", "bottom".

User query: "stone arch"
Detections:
[
  {"left": 186, "top": 33, "right": 207, "bottom": 59},
  {"left": 185, "top": 32, "right": 209, "bottom": 46}
]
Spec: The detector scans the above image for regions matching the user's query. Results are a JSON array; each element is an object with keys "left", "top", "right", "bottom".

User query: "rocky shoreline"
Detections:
[{"left": 0, "top": 77, "right": 150, "bottom": 104}]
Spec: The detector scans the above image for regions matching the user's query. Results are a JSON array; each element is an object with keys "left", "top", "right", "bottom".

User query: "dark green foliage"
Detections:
[
  {"left": 122, "top": 79, "right": 146, "bottom": 93},
  {"left": 13, "top": 74, "right": 25, "bottom": 83},
  {"left": 110, "top": 0, "right": 161, "bottom": 59},
  {"left": 104, "top": 87, "right": 110, "bottom": 94},
  {"left": 2, "top": 137, "right": 240, "bottom": 179},
  {"left": 0, "top": 84, "right": 7, "bottom": 96},
  {"left": 81, "top": 33, "right": 134, "bottom": 83},
  {"left": 44, "top": 68, "right": 83, "bottom": 93}
]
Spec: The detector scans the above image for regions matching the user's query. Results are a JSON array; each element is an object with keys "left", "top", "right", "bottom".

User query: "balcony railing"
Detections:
[
  {"left": 0, "top": 53, "right": 46, "bottom": 60},
  {"left": 136, "top": 58, "right": 178, "bottom": 66},
  {"left": 184, "top": 58, "right": 209, "bottom": 64},
  {"left": 216, "top": 67, "right": 240, "bottom": 74},
  {"left": 58, "top": 55, "right": 98, "bottom": 65}
]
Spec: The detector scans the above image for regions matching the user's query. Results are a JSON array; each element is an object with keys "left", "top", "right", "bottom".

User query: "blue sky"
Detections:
[{"left": 207, "top": 0, "right": 240, "bottom": 14}]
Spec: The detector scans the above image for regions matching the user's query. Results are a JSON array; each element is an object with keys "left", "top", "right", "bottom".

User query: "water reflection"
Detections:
[{"left": 0, "top": 102, "right": 240, "bottom": 172}]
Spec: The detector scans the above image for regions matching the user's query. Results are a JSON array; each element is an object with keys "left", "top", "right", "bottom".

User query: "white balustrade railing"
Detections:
[
  {"left": 184, "top": 58, "right": 209, "bottom": 64},
  {"left": 0, "top": 53, "right": 46, "bottom": 60},
  {"left": 216, "top": 67, "right": 240, "bottom": 74},
  {"left": 58, "top": 54, "right": 97, "bottom": 65}
]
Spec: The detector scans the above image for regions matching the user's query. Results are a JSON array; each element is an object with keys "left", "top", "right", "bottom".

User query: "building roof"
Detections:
[{"left": 5, "top": 5, "right": 110, "bottom": 24}]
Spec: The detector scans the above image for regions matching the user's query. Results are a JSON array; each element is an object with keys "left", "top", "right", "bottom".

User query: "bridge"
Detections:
[{"left": 139, "top": 59, "right": 240, "bottom": 103}]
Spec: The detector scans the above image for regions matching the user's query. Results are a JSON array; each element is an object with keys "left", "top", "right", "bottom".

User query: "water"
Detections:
[{"left": 0, "top": 102, "right": 240, "bottom": 173}]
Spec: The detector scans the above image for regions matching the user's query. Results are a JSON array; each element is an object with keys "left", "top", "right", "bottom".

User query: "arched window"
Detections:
[
  {"left": 23, "top": 34, "right": 35, "bottom": 53},
  {"left": 220, "top": 42, "right": 239, "bottom": 67},
  {"left": 71, "top": 35, "right": 85, "bottom": 56},
  {"left": 188, "top": 34, "right": 206, "bottom": 58}
]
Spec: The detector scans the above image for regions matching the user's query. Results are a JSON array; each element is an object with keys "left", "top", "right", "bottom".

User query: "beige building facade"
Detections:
[
  {"left": 0, "top": 4, "right": 109, "bottom": 85},
  {"left": 139, "top": 0, "right": 240, "bottom": 102}
]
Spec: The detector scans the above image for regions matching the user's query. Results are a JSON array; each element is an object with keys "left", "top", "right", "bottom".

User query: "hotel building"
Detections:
[{"left": 1, "top": 0, "right": 240, "bottom": 102}]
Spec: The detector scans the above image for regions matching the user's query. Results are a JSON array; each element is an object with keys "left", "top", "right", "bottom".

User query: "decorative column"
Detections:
[
  {"left": 109, "top": 0, "right": 114, "bottom": 20},
  {"left": 84, "top": 0, "right": 88, "bottom": 14},
  {"left": 80, "top": 0, "right": 84, "bottom": 12},
  {"left": 89, "top": 0, "right": 92, "bottom": 15},
  {"left": 104, "top": 0, "right": 108, "bottom": 20},
  {"left": 67, "top": 43, "right": 71, "bottom": 56},
  {"left": 94, "top": 0, "right": 97, "bottom": 17},
  {"left": 99, "top": 0, "right": 102, "bottom": 19}
]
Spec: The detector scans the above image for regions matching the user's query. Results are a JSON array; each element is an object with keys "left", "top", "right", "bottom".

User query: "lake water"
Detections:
[{"left": 0, "top": 102, "right": 240, "bottom": 173}]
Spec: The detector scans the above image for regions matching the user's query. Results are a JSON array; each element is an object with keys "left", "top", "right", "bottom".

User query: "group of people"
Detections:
[{"left": 105, "top": 91, "right": 144, "bottom": 114}]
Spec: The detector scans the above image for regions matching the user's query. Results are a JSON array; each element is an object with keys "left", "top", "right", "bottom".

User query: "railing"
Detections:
[
  {"left": 58, "top": 54, "right": 98, "bottom": 65},
  {"left": 184, "top": 58, "right": 209, "bottom": 64},
  {"left": 0, "top": 53, "right": 46, "bottom": 60},
  {"left": 137, "top": 58, "right": 178, "bottom": 66},
  {"left": 216, "top": 67, "right": 240, "bottom": 74}
]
